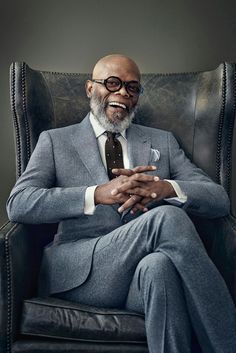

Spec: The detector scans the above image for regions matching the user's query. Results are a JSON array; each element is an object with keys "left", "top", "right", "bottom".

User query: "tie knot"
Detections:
[{"left": 106, "top": 131, "right": 119, "bottom": 141}]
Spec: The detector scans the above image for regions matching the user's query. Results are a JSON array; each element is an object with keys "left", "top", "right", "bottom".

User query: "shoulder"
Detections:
[
  {"left": 129, "top": 123, "right": 173, "bottom": 141},
  {"left": 38, "top": 118, "right": 89, "bottom": 146},
  {"left": 43, "top": 114, "right": 90, "bottom": 140},
  {"left": 44, "top": 122, "right": 81, "bottom": 138}
]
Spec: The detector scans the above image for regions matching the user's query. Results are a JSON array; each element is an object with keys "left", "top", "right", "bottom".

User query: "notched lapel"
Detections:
[
  {"left": 127, "top": 124, "right": 151, "bottom": 168},
  {"left": 71, "top": 115, "right": 109, "bottom": 185}
]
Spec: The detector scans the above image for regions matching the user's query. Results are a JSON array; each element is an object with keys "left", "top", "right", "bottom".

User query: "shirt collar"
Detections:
[{"left": 89, "top": 112, "right": 127, "bottom": 139}]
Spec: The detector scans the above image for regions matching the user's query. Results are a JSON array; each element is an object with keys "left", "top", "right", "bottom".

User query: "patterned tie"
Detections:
[{"left": 105, "top": 131, "right": 124, "bottom": 179}]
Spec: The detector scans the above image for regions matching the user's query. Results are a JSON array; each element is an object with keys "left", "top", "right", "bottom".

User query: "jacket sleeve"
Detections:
[
  {"left": 6, "top": 131, "right": 87, "bottom": 224},
  {"left": 167, "top": 132, "right": 230, "bottom": 218}
]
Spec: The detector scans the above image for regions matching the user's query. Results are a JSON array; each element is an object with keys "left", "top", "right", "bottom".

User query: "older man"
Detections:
[{"left": 7, "top": 54, "right": 236, "bottom": 353}]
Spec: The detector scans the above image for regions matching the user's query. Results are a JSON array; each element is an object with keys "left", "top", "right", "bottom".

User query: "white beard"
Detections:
[{"left": 90, "top": 94, "right": 136, "bottom": 133}]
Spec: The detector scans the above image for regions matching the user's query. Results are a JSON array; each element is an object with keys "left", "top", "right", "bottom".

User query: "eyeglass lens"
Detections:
[{"left": 105, "top": 77, "right": 142, "bottom": 95}]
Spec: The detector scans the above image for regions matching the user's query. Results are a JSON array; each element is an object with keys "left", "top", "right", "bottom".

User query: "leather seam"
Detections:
[
  {"left": 21, "top": 62, "right": 31, "bottom": 165},
  {"left": 20, "top": 332, "right": 147, "bottom": 344},
  {"left": 5, "top": 233, "right": 12, "bottom": 353},
  {"left": 40, "top": 71, "right": 200, "bottom": 78},
  {"left": 216, "top": 62, "right": 226, "bottom": 184},
  {"left": 225, "top": 64, "right": 236, "bottom": 196},
  {"left": 11, "top": 63, "right": 22, "bottom": 178},
  {"left": 23, "top": 301, "right": 144, "bottom": 317}
]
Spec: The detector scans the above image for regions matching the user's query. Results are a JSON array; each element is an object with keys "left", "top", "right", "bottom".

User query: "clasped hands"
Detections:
[{"left": 95, "top": 166, "right": 176, "bottom": 214}]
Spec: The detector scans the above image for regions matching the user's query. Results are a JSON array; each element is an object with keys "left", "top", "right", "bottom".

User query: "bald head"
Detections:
[{"left": 92, "top": 54, "right": 141, "bottom": 81}]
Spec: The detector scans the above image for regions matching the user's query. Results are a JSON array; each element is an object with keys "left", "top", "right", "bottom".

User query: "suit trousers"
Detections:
[{"left": 56, "top": 206, "right": 236, "bottom": 353}]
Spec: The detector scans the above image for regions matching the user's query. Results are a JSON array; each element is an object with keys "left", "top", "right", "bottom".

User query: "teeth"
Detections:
[{"left": 109, "top": 102, "right": 126, "bottom": 109}]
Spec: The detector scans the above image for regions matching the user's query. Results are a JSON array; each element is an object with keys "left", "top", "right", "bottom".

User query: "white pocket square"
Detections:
[{"left": 150, "top": 148, "right": 161, "bottom": 162}]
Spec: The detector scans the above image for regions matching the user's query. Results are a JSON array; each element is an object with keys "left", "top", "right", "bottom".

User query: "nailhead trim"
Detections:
[
  {"left": 225, "top": 64, "right": 236, "bottom": 195},
  {"left": 41, "top": 70, "right": 199, "bottom": 77},
  {"left": 10, "top": 63, "right": 22, "bottom": 178},
  {"left": 4, "top": 233, "right": 12, "bottom": 353},
  {"left": 216, "top": 63, "right": 227, "bottom": 185},
  {"left": 215, "top": 63, "right": 236, "bottom": 195},
  {"left": 21, "top": 62, "right": 31, "bottom": 165}
]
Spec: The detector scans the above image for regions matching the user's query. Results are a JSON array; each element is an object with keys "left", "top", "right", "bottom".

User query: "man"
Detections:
[{"left": 7, "top": 54, "right": 236, "bottom": 353}]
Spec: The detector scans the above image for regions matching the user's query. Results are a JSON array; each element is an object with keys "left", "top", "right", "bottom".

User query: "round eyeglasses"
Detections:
[{"left": 92, "top": 76, "right": 143, "bottom": 96}]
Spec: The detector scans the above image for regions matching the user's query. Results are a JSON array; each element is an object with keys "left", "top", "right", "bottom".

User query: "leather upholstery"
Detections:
[
  {"left": 12, "top": 340, "right": 149, "bottom": 353},
  {"left": 21, "top": 297, "right": 146, "bottom": 343},
  {"left": 0, "top": 62, "right": 235, "bottom": 353}
]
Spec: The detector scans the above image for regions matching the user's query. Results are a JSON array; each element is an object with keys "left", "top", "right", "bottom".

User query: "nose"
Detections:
[{"left": 115, "top": 84, "right": 130, "bottom": 97}]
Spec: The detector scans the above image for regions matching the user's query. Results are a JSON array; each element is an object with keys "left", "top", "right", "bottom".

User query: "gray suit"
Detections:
[{"left": 7, "top": 114, "right": 236, "bottom": 353}]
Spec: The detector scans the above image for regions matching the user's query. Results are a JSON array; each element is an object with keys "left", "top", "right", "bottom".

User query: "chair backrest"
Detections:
[{"left": 10, "top": 62, "right": 236, "bottom": 215}]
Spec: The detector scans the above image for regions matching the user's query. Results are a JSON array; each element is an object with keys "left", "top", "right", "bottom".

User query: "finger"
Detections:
[
  {"left": 132, "top": 165, "right": 157, "bottom": 173},
  {"left": 113, "top": 192, "right": 130, "bottom": 204},
  {"left": 130, "top": 203, "right": 149, "bottom": 214},
  {"left": 118, "top": 195, "right": 142, "bottom": 213},
  {"left": 130, "top": 206, "right": 138, "bottom": 213},
  {"left": 111, "top": 180, "right": 140, "bottom": 195},
  {"left": 112, "top": 168, "right": 134, "bottom": 176},
  {"left": 111, "top": 176, "right": 159, "bottom": 196},
  {"left": 132, "top": 194, "right": 156, "bottom": 212},
  {"left": 129, "top": 173, "right": 159, "bottom": 183},
  {"left": 140, "top": 197, "right": 152, "bottom": 205},
  {"left": 123, "top": 187, "right": 154, "bottom": 198},
  {"left": 112, "top": 165, "right": 157, "bottom": 176},
  {"left": 140, "top": 187, "right": 157, "bottom": 199}
]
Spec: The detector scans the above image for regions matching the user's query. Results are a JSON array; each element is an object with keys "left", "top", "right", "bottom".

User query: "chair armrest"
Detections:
[
  {"left": 211, "top": 215, "right": 236, "bottom": 303},
  {"left": 0, "top": 221, "right": 55, "bottom": 353},
  {"left": 192, "top": 214, "right": 236, "bottom": 305}
]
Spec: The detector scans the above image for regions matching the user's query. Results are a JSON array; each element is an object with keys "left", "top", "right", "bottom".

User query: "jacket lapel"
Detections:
[
  {"left": 126, "top": 124, "right": 151, "bottom": 168},
  {"left": 71, "top": 114, "right": 109, "bottom": 185}
]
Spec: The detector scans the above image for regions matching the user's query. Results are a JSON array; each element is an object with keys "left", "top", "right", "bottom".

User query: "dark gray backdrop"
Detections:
[{"left": 1, "top": 0, "right": 236, "bottom": 224}]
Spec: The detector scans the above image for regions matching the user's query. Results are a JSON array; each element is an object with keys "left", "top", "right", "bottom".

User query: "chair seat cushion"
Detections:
[{"left": 21, "top": 297, "right": 146, "bottom": 343}]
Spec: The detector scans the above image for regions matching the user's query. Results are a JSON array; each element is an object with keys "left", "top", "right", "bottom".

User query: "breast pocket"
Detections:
[{"left": 150, "top": 148, "right": 161, "bottom": 163}]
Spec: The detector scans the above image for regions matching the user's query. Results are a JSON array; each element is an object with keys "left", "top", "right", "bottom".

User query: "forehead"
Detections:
[{"left": 93, "top": 59, "right": 140, "bottom": 82}]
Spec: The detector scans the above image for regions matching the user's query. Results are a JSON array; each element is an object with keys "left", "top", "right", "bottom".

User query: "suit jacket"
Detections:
[{"left": 7, "top": 114, "right": 230, "bottom": 295}]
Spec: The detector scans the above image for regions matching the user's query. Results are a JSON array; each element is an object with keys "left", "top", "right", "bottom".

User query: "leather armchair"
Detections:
[{"left": 0, "top": 62, "right": 235, "bottom": 353}]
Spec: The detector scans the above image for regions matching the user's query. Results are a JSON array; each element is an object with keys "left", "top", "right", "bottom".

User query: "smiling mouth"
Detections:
[{"left": 108, "top": 101, "right": 128, "bottom": 111}]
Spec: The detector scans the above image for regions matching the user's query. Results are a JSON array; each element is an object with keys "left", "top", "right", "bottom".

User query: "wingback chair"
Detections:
[{"left": 0, "top": 62, "right": 235, "bottom": 353}]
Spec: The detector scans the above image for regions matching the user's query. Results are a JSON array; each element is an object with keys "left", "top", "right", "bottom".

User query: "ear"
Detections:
[{"left": 85, "top": 80, "right": 93, "bottom": 98}]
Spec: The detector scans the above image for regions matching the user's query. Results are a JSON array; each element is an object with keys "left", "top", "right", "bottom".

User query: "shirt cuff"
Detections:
[
  {"left": 164, "top": 180, "right": 187, "bottom": 205},
  {"left": 84, "top": 185, "right": 98, "bottom": 215}
]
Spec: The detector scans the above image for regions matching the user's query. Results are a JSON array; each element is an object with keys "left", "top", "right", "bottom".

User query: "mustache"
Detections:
[
  {"left": 89, "top": 93, "right": 137, "bottom": 133},
  {"left": 93, "top": 98, "right": 129, "bottom": 114},
  {"left": 90, "top": 94, "right": 137, "bottom": 116}
]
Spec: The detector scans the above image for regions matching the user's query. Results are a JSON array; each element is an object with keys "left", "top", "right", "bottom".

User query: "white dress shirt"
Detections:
[{"left": 84, "top": 113, "right": 187, "bottom": 214}]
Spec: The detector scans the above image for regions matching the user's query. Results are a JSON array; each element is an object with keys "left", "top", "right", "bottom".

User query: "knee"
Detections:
[
  {"left": 142, "top": 205, "right": 191, "bottom": 229},
  {"left": 150, "top": 205, "right": 197, "bottom": 236},
  {"left": 136, "top": 252, "right": 175, "bottom": 284},
  {"left": 143, "top": 205, "right": 203, "bottom": 253},
  {"left": 149, "top": 205, "right": 190, "bottom": 223}
]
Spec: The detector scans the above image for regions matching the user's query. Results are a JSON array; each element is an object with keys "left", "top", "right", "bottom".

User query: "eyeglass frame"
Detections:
[{"left": 91, "top": 76, "right": 144, "bottom": 96}]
